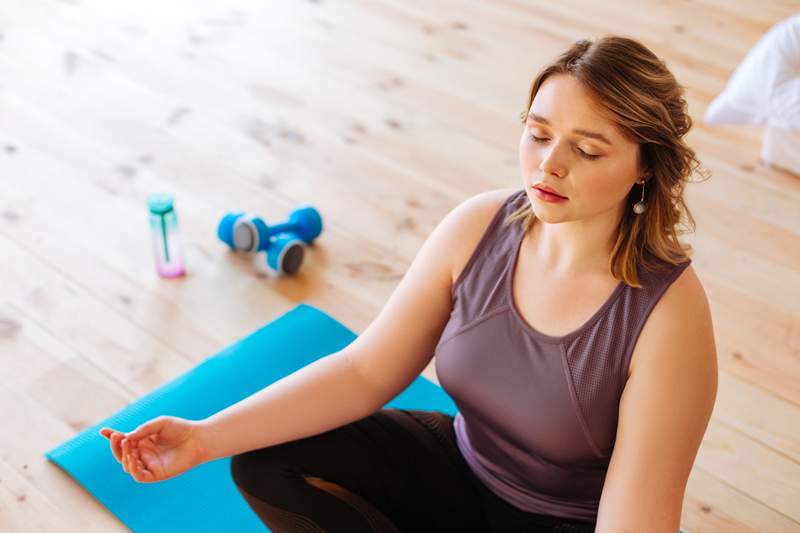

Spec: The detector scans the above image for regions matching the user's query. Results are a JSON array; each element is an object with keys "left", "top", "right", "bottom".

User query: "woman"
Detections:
[{"left": 101, "top": 35, "right": 717, "bottom": 532}]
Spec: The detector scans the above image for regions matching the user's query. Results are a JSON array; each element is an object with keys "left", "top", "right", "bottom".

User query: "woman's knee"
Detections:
[
  {"left": 229, "top": 452, "right": 252, "bottom": 491},
  {"left": 229, "top": 449, "right": 284, "bottom": 497}
]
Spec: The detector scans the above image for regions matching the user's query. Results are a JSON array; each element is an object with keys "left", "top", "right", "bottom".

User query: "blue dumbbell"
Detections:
[{"left": 217, "top": 205, "right": 323, "bottom": 276}]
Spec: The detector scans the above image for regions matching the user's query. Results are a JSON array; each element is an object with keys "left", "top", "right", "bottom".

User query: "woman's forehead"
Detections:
[{"left": 530, "top": 77, "right": 634, "bottom": 146}]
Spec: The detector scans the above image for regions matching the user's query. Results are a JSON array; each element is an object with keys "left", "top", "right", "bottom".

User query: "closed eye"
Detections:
[{"left": 529, "top": 134, "right": 602, "bottom": 161}]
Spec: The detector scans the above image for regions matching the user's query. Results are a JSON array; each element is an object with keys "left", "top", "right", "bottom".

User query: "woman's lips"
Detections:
[{"left": 533, "top": 186, "right": 568, "bottom": 202}]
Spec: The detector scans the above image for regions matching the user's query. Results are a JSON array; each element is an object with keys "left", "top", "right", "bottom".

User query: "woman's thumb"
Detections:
[{"left": 127, "top": 416, "right": 168, "bottom": 440}]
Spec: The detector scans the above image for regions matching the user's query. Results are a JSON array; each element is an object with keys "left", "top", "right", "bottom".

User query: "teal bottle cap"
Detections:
[{"left": 148, "top": 193, "right": 175, "bottom": 215}]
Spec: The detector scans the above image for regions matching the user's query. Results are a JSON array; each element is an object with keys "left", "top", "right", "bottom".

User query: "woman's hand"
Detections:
[{"left": 99, "top": 416, "right": 208, "bottom": 483}]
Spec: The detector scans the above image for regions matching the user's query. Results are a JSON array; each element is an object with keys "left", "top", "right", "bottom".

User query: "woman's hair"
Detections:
[{"left": 505, "top": 35, "right": 711, "bottom": 288}]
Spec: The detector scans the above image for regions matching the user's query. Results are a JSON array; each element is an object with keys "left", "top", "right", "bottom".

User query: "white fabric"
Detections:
[
  {"left": 762, "top": 126, "right": 800, "bottom": 175},
  {"left": 704, "top": 13, "right": 800, "bottom": 131}
]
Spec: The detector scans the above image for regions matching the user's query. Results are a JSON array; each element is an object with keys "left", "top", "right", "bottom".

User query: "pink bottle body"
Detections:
[{"left": 148, "top": 193, "right": 186, "bottom": 278}]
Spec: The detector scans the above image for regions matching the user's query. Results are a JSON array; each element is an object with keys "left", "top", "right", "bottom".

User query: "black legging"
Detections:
[{"left": 229, "top": 408, "right": 597, "bottom": 533}]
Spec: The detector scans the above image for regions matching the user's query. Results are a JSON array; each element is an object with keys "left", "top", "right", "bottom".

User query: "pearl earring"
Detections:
[{"left": 633, "top": 179, "right": 647, "bottom": 214}]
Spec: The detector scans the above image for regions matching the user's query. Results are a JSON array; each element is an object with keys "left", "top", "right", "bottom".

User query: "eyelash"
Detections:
[{"left": 529, "top": 134, "right": 601, "bottom": 160}]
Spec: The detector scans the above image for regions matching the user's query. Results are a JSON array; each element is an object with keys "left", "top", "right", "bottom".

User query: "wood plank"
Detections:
[
  {"left": 696, "top": 418, "right": 800, "bottom": 523},
  {"left": 0, "top": 233, "right": 196, "bottom": 396},
  {"left": 715, "top": 372, "right": 800, "bottom": 464},
  {"left": 683, "top": 467, "right": 800, "bottom": 532},
  {"left": 0, "top": 455, "right": 118, "bottom": 533}
]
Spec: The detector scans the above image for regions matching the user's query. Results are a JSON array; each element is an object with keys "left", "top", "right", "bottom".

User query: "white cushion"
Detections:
[
  {"left": 761, "top": 126, "right": 800, "bottom": 175},
  {"left": 704, "top": 13, "right": 800, "bottom": 130}
]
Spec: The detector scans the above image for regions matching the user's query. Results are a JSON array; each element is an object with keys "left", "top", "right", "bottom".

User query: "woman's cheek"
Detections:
[
  {"left": 585, "top": 175, "right": 622, "bottom": 206},
  {"left": 519, "top": 143, "right": 539, "bottom": 169}
]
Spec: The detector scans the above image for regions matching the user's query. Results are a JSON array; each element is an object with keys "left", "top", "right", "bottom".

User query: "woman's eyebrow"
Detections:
[{"left": 527, "top": 112, "right": 613, "bottom": 146}]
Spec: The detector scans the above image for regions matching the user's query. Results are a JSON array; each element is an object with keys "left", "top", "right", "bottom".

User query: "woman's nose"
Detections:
[{"left": 539, "top": 143, "right": 567, "bottom": 178}]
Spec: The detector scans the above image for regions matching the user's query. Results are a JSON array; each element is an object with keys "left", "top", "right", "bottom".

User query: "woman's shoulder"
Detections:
[
  {"left": 448, "top": 187, "right": 521, "bottom": 285},
  {"left": 627, "top": 262, "right": 710, "bottom": 379},
  {"left": 468, "top": 186, "right": 520, "bottom": 205},
  {"left": 462, "top": 187, "right": 522, "bottom": 221}
]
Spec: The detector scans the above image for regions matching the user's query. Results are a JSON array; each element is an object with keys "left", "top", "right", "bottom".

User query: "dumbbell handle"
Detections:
[
  {"left": 265, "top": 206, "right": 322, "bottom": 244},
  {"left": 264, "top": 221, "right": 296, "bottom": 237}
]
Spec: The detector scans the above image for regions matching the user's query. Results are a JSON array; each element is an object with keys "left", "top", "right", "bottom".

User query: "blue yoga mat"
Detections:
[{"left": 45, "top": 303, "right": 458, "bottom": 532}]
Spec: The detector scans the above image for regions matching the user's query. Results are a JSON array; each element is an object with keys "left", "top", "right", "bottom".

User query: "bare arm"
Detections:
[
  {"left": 196, "top": 351, "right": 383, "bottom": 463},
  {"left": 195, "top": 189, "right": 514, "bottom": 465},
  {"left": 595, "top": 266, "right": 718, "bottom": 532}
]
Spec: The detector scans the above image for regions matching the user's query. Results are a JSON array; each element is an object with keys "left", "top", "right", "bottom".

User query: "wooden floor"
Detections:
[{"left": 1, "top": 0, "right": 798, "bottom": 531}]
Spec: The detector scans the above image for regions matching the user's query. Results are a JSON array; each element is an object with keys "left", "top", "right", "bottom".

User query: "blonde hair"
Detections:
[{"left": 505, "top": 35, "right": 710, "bottom": 288}]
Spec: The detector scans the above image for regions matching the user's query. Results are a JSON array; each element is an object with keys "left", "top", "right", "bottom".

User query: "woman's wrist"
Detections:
[{"left": 194, "top": 418, "right": 219, "bottom": 464}]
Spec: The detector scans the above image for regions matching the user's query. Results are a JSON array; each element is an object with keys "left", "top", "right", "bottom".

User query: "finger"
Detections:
[
  {"left": 138, "top": 446, "right": 155, "bottom": 473},
  {"left": 135, "top": 457, "right": 152, "bottom": 482},
  {"left": 135, "top": 449, "right": 150, "bottom": 478},
  {"left": 127, "top": 417, "right": 166, "bottom": 442},
  {"left": 129, "top": 451, "right": 142, "bottom": 482},
  {"left": 118, "top": 433, "right": 129, "bottom": 465},
  {"left": 111, "top": 433, "right": 122, "bottom": 463},
  {"left": 102, "top": 428, "right": 120, "bottom": 442},
  {"left": 114, "top": 433, "right": 127, "bottom": 464},
  {"left": 125, "top": 439, "right": 137, "bottom": 474},
  {"left": 125, "top": 439, "right": 136, "bottom": 473},
  {"left": 122, "top": 439, "right": 130, "bottom": 473},
  {"left": 140, "top": 460, "right": 154, "bottom": 481},
  {"left": 131, "top": 447, "right": 149, "bottom": 482},
  {"left": 139, "top": 451, "right": 157, "bottom": 482}
]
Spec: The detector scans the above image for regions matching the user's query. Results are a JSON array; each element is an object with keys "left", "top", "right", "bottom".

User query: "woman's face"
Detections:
[{"left": 519, "top": 74, "right": 644, "bottom": 224}]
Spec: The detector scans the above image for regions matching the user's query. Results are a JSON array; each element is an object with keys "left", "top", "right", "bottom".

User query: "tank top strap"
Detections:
[
  {"left": 611, "top": 253, "right": 692, "bottom": 387},
  {"left": 450, "top": 189, "right": 528, "bottom": 323}
]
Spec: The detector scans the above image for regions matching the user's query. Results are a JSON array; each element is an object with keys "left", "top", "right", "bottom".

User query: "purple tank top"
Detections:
[{"left": 434, "top": 188, "right": 691, "bottom": 522}]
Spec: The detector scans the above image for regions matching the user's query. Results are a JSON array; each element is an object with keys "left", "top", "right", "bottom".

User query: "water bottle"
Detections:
[{"left": 147, "top": 192, "right": 186, "bottom": 278}]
